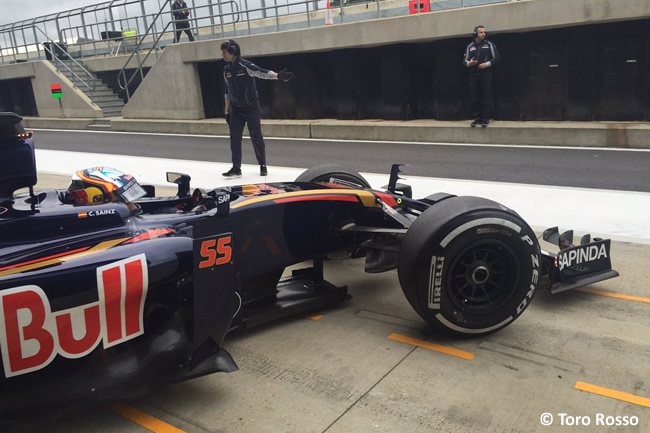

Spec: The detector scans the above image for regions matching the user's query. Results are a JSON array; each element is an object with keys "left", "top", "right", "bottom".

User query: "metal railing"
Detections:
[
  {"left": 1, "top": 0, "right": 519, "bottom": 65},
  {"left": 7, "top": 25, "right": 98, "bottom": 94}
]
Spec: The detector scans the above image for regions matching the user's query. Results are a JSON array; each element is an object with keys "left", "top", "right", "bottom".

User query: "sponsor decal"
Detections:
[
  {"left": 0, "top": 254, "right": 148, "bottom": 378},
  {"left": 122, "top": 179, "right": 137, "bottom": 191},
  {"left": 428, "top": 256, "right": 444, "bottom": 309},
  {"left": 469, "top": 47, "right": 476, "bottom": 51},
  {"left": 517, "top": 234, "right": 539, "bottom": 315},
  {"left": 557, "top": 243, "right": 608, "bottom": 271}
]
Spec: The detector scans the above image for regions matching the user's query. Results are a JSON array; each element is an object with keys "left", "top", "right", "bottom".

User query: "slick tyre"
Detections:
[
  {"left": 295, "top": 164, "right": 371, "bottom": 188},
  {"left": 397, "top": 196, "right": 541, "bottom": 337}
]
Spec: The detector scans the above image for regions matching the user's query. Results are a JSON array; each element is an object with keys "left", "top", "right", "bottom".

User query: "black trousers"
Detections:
[
  {"left": 174, "top": 24, "right": 194, "bottom": 43},
  {"left": 469, "top": 73, "right": 492, "bottom": 122},
  {"left": 229, "top": 103, "right": 266, "bottom": 169}
]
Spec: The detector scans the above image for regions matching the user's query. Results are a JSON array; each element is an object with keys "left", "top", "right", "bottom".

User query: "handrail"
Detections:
[
  {"left": 32, "top": 25, "right": 97, "bottom": 93},
  {"left": 116, "top": 0, "right": 242, "bottom": 100},
  {"left": 1, "top": 1, "right": 519, "bottom": 66},
  {"left": 116, "top": 0, "right": 173, "bottom": 99}
]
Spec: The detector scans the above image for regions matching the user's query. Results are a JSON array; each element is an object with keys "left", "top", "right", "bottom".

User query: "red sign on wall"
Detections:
[{"left": 50, "top": 84, "right": 62, "bottom": 99}]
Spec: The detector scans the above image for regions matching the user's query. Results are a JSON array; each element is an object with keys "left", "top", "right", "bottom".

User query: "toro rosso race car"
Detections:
[{"left": 0, "top": 112, "right": 618, "bottom": 421}]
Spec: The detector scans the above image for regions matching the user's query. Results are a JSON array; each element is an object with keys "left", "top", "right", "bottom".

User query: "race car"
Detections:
[{"left": 0, "top": 112, "right": 618, "bottom": 422}]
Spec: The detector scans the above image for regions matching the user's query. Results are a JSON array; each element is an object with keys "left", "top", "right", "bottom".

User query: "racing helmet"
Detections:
[{"left": 66, "top": 167, "right": 146, "bottom": 206}]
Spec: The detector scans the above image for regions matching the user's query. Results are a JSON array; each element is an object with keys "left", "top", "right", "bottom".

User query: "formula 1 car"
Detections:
[{"left": 0, "top": 112, "right": 618, "bottom": 421}]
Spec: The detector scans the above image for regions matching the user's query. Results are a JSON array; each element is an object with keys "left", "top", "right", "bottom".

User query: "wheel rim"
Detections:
[{"left": 446, "top": 239, "right": 520, "bottom": 314}]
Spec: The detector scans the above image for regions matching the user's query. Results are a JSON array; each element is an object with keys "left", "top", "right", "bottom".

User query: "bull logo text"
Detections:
[{"left": 0, "top": 254, "right": 148, "bottom": 378}]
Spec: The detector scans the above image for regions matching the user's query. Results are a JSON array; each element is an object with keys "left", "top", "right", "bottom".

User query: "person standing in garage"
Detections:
[
  {"left": 464, "top": 25, "right": 500, "bottom": 127},
  {"left": 220, "top": 39, "right": 293, "bottom": 178}
]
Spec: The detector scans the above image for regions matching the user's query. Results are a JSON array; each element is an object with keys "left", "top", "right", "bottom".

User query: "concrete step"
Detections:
[
  {"left": 91, "top": 95, "right": 124, "bottom": 103},
  {"left": 87, "top": 89, "right": 118, "bottom": 97},
  {"left": 95, "top": 101, "right": 125, "bottom": 109},
  {"left": 87, "top": 123, "right": 113, "bottom": 130},
  {"left": 102, "top": 109, "right": 123, "bottom": 117},
  {"left": 62, "top": 75, "right": 103, "bottom": 86},
  {"left": 88, "top": 118, "right": 113, "bottom": 129},
  {"left": 91, "top": 118, "right": 112, "bottom": 125}
]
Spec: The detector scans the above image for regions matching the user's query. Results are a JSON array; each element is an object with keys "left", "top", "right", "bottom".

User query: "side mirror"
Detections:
[
  {"left": 166, "top": 172, "right": 191, "bottom": 197},
  {"left": 141, "top": 184, "right": 156, "bottom": 197}
]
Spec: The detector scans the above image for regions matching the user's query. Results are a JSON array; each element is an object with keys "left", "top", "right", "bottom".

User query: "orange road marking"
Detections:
[
  {"left": 575, "top": 382, "right": 650, "bottom": 408},
  {"left": 388, "top": 333, "right": 475, "bottom": 360},
  {"left": 306, "top": 314, "right": 323, "bottom": 320},
  {"left": 105, "top": 401, "right": 187, "bottom": 433},
  {"left": 575, "top": 288, "right": 650, "bottom": 304}
]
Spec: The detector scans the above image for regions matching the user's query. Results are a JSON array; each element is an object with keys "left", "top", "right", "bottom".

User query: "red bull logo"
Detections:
[{"left": 0, "top": 254, "right": 148, "bottom": 378}]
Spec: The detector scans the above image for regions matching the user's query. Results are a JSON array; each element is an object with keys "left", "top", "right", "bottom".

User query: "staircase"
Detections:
[{"left": 52, "top": 60, "right": 126, "bottom": 117}]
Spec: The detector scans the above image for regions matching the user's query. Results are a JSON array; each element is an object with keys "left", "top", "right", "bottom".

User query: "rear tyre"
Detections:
[
  {"left": 397, "top": 196, "right": 540, "bottom": 337},
  {"left": 295, "top": 164, "right": 370, "bottom": 188}
]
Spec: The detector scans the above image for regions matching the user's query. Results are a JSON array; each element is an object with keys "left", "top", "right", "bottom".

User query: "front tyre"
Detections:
[{"left": 397, "top": 196, "right": 540, "bottom": 337}]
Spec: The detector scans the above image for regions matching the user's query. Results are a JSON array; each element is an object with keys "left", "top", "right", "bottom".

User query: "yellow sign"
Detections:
[{"left": 123, "top": 30, "right": 136, "bottom": 37}]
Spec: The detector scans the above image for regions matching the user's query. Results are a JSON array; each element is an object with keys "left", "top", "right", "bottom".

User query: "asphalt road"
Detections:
[{"left": 33, "top": 129, "right": 650, "bottom": 193}]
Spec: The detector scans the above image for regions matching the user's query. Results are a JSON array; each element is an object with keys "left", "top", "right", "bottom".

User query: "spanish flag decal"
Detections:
[{"left": 78, "top": 212, "right": 88, "bottom": 218}]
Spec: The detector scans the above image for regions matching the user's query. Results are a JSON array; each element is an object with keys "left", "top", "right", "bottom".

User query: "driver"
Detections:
[{"left": 66, "top": 167, "right": 147, "bottom": 211}]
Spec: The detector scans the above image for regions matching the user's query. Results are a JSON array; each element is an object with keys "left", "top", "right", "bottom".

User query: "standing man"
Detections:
[
  {"left": 221, "top": 39, "right": 293, "bottom": 177},
  {"left": 464, "top": 25, "right": 500, "bottom": 127},
  {"left": 172, "top": 0, "right": 194, "bottom": 43}
]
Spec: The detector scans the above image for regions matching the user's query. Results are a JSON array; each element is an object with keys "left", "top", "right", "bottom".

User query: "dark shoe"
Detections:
[
  {"left": 260, "top": 165, "right": 268, "bottom": 176},
  {"left": 481, "top": 120, "right": 489, "bottom": 127},
  {"left": 222, "top": 167, "right": 242, "bottom": 178},
  {"left": 471, "top": 119, "right": 481, "bottom": 127}
]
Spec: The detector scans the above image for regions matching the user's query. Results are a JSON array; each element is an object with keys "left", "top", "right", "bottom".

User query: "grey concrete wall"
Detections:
[
  {"left": 121, "top": 47, "right": 204, "bottom": 120},
  {"left": 0, "top": 61, "right": 102, "bottom": 118},
  {"left": 125, "top": 0, "right": 650, "bottom": 120},
  {"left": 183, "top": 0, "right": 650, "bottom": 61}
]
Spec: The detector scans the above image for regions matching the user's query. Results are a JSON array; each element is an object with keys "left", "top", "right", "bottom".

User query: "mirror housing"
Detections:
[{"left": 166, "top": 172, "right": 191, "bottom": 197}]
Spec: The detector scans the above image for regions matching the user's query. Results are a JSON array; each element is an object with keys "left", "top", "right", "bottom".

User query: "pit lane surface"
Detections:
[
  {"left": 8, "top": 135, "right": 650, "bottom": 432},
  {"left": 31, "top": 129, "right": 650, "bottom": 192}
]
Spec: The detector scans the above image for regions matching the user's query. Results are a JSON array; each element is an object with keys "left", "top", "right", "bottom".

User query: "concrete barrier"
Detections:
[{"left": 21, "top": 116, "right": 650, "bottom": 149}]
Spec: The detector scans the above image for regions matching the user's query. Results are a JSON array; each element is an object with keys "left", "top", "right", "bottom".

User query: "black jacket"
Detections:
[
  {"left": 464, "top": 39, "right": 500, "bottom": 75},
  {"left": 172, "top": 1, "right": 190, "bottom": 28},
  {"left": 223, "top": 58, "right": 275, "bottom": 108}
]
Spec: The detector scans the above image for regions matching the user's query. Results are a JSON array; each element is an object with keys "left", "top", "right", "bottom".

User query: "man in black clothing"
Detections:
[
  {"left": 220, "top": 40, "right": 293, "bottom": 178},
  {"left": 172, "top": 0, "right": 194, "bottom": 43},
  {"left": 464, "top": 25, "right": 500, "bottom": 127}
]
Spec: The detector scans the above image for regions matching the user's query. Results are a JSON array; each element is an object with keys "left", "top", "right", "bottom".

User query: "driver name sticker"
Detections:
[
  {"left": 78, "top": 209, "right": 117, "bottom": 218},
  {"left": 0, "top": 254, "right": 148, "bottom": 378}
]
